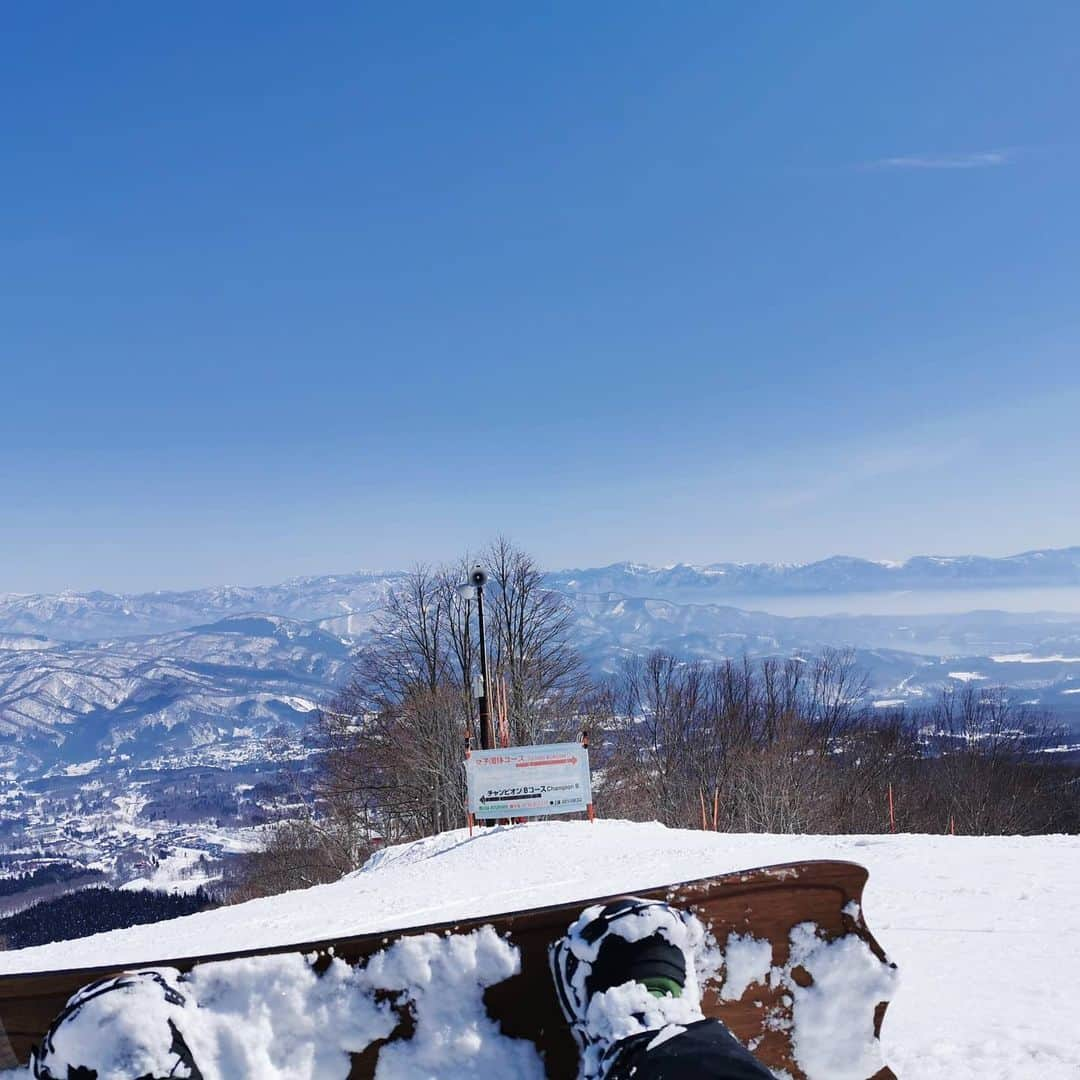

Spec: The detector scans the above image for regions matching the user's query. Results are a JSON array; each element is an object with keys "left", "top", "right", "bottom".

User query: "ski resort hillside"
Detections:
[{"left": 0, "top": 820, "right": 1076, "bottom": 1078}]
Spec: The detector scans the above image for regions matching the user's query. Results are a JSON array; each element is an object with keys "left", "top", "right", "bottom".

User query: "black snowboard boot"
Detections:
[
  {"left": 550, "top": 897, "right": 708, "bottom": 1080},
  {"left": 31, "top": 969, "right": 204, "bottom": 1080}
]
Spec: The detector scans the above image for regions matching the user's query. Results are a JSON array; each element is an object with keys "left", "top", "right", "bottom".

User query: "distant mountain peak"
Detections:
[{"left": 3, "top": 546, "right": 1080, "bottom": 644}]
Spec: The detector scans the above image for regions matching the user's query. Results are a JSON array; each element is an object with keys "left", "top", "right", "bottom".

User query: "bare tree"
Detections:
[
  {"left": 483, "top": 537, "right": 591, "bottom": 745},
  {"left": 923, "top": 684, "right": 1059, "bottom": 834},
  {"left": 253, "top": 542, "right": 593, "bottom": 880},
  {"left": 600, "top": 650, "right": 889, "bottom": 834},
  {"left": 599, "top": 653, "right": 703, "bottom": 826}
]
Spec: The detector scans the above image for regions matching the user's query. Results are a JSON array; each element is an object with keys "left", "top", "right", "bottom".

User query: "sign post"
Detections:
[{"left": 465, "top": 741, "right": 593, "bottom": 821}]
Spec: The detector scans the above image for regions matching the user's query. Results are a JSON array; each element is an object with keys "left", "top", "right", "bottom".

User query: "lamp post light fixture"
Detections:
[{"left": 458, "top": 565, "right": 494, "bottom": 751}]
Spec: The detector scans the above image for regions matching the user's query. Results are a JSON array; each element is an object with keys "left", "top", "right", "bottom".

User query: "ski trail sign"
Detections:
[{"left": 466, "top": 742, "right": 592, "bottom": 819}]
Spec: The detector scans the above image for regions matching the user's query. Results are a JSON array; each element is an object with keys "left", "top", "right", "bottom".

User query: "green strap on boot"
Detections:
[{"left": 642, "top": 975, "right": 683, "bottom": 999}]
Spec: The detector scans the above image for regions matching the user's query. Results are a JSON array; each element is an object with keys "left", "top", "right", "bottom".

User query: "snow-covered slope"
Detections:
[
  {"left": 1, "top": 820, "right": 1076, "bottom": 1078},
  {"left": 0, "top": 615, "right": 351, "bottom": 769}
]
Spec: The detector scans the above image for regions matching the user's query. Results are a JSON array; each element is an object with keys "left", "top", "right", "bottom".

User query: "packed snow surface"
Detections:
[{"left": 1, "top": 820, "right": 1077, "bottom": 1078}]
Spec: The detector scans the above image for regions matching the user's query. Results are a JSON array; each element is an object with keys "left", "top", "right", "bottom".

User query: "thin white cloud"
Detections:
[
  {"left": 756, "top": 384, "right": 1080, "bottom": 516},
  {"left": 758, "top": 437, "right": 977, "bottom": 513},
  {"left": 866, "top": 150, "right": 1011, "bottom": 170}
]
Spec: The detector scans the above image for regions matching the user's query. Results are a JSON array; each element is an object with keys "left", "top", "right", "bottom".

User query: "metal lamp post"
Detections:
[{"left": 458, "top": 565, "right": 494, "bottom": 751}]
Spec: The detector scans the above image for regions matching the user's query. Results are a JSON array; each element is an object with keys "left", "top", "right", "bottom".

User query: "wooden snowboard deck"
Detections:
[{"left": 0, "top": 859, "right": 895, "bottom": 1078}]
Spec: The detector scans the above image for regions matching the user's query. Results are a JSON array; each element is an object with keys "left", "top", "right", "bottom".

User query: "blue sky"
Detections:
[{"left": 3, "top": 2, "right": 1079, "bottom": 592}]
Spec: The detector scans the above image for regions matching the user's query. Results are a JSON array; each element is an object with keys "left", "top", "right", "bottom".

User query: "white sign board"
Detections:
[{"left": 465, "top": 741, "right": 592, "bottom": 819}]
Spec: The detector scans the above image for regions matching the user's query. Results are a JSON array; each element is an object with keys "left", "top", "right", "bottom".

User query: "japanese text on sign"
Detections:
[{"left": 465, "top": 741, "right": 592, "bottom": 819}]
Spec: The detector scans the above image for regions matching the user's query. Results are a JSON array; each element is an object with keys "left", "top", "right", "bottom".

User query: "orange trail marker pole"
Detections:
[
  {"left": 700, "top": 788, "right": 708, "bottom": 831},
  {"left": 580, "top": 729, "right": 595, "bottom": 823},
  {"left": 464, "top": 727, "right": 474, "bottom": 837},
  {"left": 464, "top": 744, "right": 475, "bottom": 838},
  {"left": 712, "top": 788, "right": 720, "bottom": 831},
  {"left": 491, "top": 679, "right": 512, "bottom": 825},
  {"left": 501, "top": 678, "right": 510, "bottom": 748},
  {"left": 888, "top": 783, "right": 897, "bottom": 833}
]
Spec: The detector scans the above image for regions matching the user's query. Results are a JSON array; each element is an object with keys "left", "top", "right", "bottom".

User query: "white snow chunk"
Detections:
[
  {"left": 719, "top": 933, "right": 774, "bottom": 1001},
  {"left": 360, "top": 926, "right": 544, "bottom": 1080},
  {"left": 183, "top": 953, "right": 395, "bottom": 1078},
  {"left": 785, "top": 922, "right": 898, "bottom": 1080}
]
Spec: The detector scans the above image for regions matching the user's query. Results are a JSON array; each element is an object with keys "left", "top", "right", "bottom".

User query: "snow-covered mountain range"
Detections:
[
  {"left": 554, "top": 546, "right": 1080, "bottom": 603},
  {"left": 0, "top": 574, "right": 398, "bottom": 642},
  {"left": 4, "top": 547, "right": 1080, "bottom": 774},
  {"left": 5, "top": 546, "right": 1080, "bottom": 641}
]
